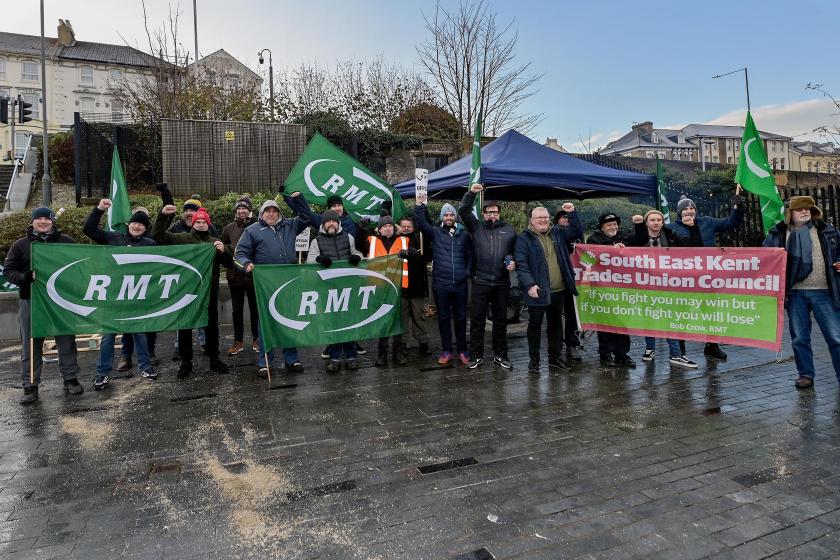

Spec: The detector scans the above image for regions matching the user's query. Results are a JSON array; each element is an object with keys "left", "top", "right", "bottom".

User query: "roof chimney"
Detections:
[
  {"left": 57, "top": 19, "right": 76, "bottom": 47},
  {"left": 631, "top": 121, "right": 654, "bottom": 134}
]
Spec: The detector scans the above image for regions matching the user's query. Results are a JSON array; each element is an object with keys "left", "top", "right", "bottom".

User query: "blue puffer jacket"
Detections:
[
  {"left": 671, "top": 206, "right": 744, "bottom": 247},
  {"left": 514, "top": 217, "right": 580, "bottom": 307},
  {"left": 414, "top": 203, "right": 472, "bottom": 286},
  {"left": 763, "top": 219, "right": 840, "bottom": 308},
  {"left": 234, "top": 194, "right": 315, "bottom": 267}
]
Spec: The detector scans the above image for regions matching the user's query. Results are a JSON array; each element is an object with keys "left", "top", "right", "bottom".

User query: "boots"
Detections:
[
  {"left": 704, "top": 343, "right": 727, "bottom": 360},
  {"left": 393, "top": 338, "right": 407, "bottom": 366},
  {"left": 375, "top": 338, "right": 388, "bottom": 366}
]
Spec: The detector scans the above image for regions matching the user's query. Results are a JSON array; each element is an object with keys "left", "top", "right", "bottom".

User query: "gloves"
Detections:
[
  {"left": 315, "top": 255, "right": 332, "bottom": 267},
  {"left": 277, "top": 184, "right": 286, "bottom": 194},
  {"left": 379, "top": 208, "right": 391, "bottom": 217},
  {"left": 381, "top": 200, "right": 393, "bottom": 213},
  {"left": 348, "top": 254, "right": 361, "bottom": 266},
  {"left": 731, "top": 194, "right": 746, "bottom": 207},
  {"left": 398, "top": 249, "right": 408, "bottom": 259},
  {"left": 359, "top": 217, "right": 372, "bottom": 230},
  {"left": 155, "top": 182, "right": 169, "bottom": 192}
]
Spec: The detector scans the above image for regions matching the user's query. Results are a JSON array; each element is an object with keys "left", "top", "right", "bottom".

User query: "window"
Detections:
[
  {"left": 22, "top": 92, "right": 39, "bottom": 120},
  {"left": 772, "top": 158, "right": 778, "bottom": 170},
  {"left": 0, "top": 88, "right": 9, "bottom": 100},
  {"left": 109, "top": 69, "right": 123, "bottom": 80},
  {"left": 651, "top": 131, "right": 658, "bottom": 144},
  {"left": 79, "top": 96, "right": 94, "bottom": 116},
  {"left": 111, "top": 99, "right": 124, "bottom": 123},
  {"left": 80, "top": 67, "right": 94, "bottom": 86},
  {"left": 226, "top": 73, "right": 241, "bottom": 88},
  {"left": 14, "top": 132, "right": 30, "bottom": 159},
  {"left": 808, "top": 162, "right": 813, "bottom": 172},
  {"left": 728, "top": 156, "right": 733, "bottom": 163},
  {"left": 780, "top": 158, "right": 785, "bottom": 170},
  {"left": 22, "top": 61, "right": 39, "bottom": 81},
  {"left": 0, "top": 59, "right": 5, "bottom": 80}
]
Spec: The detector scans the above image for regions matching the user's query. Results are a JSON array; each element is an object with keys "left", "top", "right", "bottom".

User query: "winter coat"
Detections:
[
  {"left": 671, "top": 206, "right": 744, "bottom": 247},
  {"left": 586, "top": 229, "right": 630, "bottom": 246},
  {"left": 514, "top": 226, "right": 579, "bottom": 307},
  {"left": 763, "top": 220, "right": 840, "bottom": 308},
  {"left": 306, "top": 222, "right": 362, "bottom": 262},
  {"left": 458, "top": 190, "right": 518, "bottom": 286},
  {"left": 83, "top": 207, "right": 156, "bottom": 247},
  {"left": 629, "top": 222, "right": 701, "bottom": 248},
  {"left": 220, "top": 217, "right": 256, "bottom": 286},
  {"left": 399, "top": 231, "right": 431, "bottom": 298},
  {"left": 234, "top": 195, "right": 316, "bottom": 269},
  {"left": 414, "top": 203, "right": 472, "bottom": 287},
  {"left": 4, "top": 226, "right": 76, "bottom": 300},
  {"left": 308, "top": 211, "right": 362, "bottom": 250}
]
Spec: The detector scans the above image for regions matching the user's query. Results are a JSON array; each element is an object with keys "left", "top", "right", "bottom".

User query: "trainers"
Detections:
[
  {"left": 669, "top": 355, "right": 698, "bottom": 368},
  {"left": 548, "top": 356, "right": 570, "bottom": 370},
  {"left": 346, "top": 358, "right": 358, "bottom": 371},
  {"left": 566, "top": 346, "right": 582, "bottom": 361},
  {"left": 321, "top": 347, "right": 330, "bottom": 359},
  {"left": 177, "top": 362, "right": 192, "bottom": 379},
  {"left": 20, "top": 386, "right": 38, "bottom": 405},
  {"left": 257, "top": 367, "right": 269, "bottom": 378},
  {"left": 642, "top": 349, "right": 655, "bottom": 362},
  {"left": 252, "top": 340, "right": 260, "bottom": 353},
  {"left": 285, "top": 361, "right": 304, "bottom": 373},
  {"left": 467, "top": 357, "right": 483, "bottom": 369},
  {"left": 93, "top": 375, "right": 110, "bottom": 390},
  {"left": 140, "top": 368, "right": 158, "bottom": 380},
  {"left": 493, "top": 356, "right": 513, "bottom": 370},
  {"left": 355, "top": 342, "right": 367, "bottom": 355},
  {"left": 437, "top": 351, "right": 453, "bottom": 365},
  {"left": 458, "top": 352, "right": 470, "bottom": 366},
  {"left": 116, "top": 357, "right": 132, "bottom": 372},
  {"left": 794, "top": 376, "right": 814, "bottom": 389},
  {"left": 63, "top": 378, "right": 84, "bottom": 395},
  {"left": 704, "top": 343, "right": 728, "bottom": 360},
  {"left": 326, "top": 360, "right": 341, "bottom": 373},
  {"left": 528, "top": 358, "right": 540, "bottom": 374},
  {"left": 210, "top": 358, "right": 229, "bottom": 374},
  {"left": 614, "top": 355, "right": 637, "bottom": 368},
  {"left": 227, "top": 341, "right": 244, "bottom": 356},
  {"left": 600, "top": 355, "right": 616, "bottom": 367}
]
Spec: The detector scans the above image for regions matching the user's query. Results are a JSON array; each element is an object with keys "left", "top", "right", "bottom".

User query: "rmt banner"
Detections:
[
  {"left": 253, "top": 255, "right": 404, "bottom": 349},
  {"left": 572, "top": 245, "right": 787, "bottom": 351},
  {"left": 31, "top": 244, "right": 214, "bottom": 338}
]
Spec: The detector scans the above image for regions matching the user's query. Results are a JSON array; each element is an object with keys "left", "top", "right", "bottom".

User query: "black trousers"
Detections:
[
  {"left": 470, "top": 282, "right": 509, "bottom": 359},
  {"left": 179, "top": 290, "right": 220, "bottom": 363},
  {"left": 597, "top": 331, "right": 631, "bottom": 358},
  {"left": 121, "top": 332, "right": 156, "bottom": 357},
  {"left": 527, "top": 291, "right": 565, "bottom": 360},
  {"left": 562, "top": 289, "right": 580, "bottom": 347},
  {"left": 229, "top": 284, "right": 259, "bottom": 342}
]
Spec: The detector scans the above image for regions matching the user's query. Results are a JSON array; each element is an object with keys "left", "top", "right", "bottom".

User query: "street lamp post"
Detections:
[
  {"left": 258, "top": 49, "right": 274, "bottom": 121},
  {"left": 712, "top": 67, "right": 751, "bottom": 113},
  {"left": 40, "top": 0, "right": 51, "bottom": 205}
]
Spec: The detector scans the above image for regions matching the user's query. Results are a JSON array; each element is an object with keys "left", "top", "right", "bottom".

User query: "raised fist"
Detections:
[
  {"left": 561, "top": 202, "right": 575, "bottom": 212},
  {"left": 213, "top": 240, "right": 224, "bottom": 252},
  {"left": 162, "top": 205, "right": 177, "bottom": 215},
  {"left": 98, "top": 199, "right": 112, "bottom": 211},
  {"left": 470, "top": 183, "right": 484, "bottom": 193},
  {"left": 631, "top": 214, "right": 644, "bottom": 224}
]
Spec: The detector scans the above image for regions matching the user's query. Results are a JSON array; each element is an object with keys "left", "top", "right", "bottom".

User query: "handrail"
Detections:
[{"left": 5, "top": 135, "right": 33, "bottom": 212}]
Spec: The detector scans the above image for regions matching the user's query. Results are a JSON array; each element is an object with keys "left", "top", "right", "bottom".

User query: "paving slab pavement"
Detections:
[{"left": 0, "top": 319, "right": 838, "bottom": 559}]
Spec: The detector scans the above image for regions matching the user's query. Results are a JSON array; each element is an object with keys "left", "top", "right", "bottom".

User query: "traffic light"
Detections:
[
  {"left": 18, "top": 96, "right": 33, "bottom": 124},
  {"left": 0, "top": 98, "right": 8, "bottom": 124}
]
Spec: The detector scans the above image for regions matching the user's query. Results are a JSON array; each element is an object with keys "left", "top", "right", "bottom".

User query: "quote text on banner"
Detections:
[
  {"left": 571, "top": 245, "right": 787, "bottom": 351},
  {"left": 253, "top": 255, "right": 404, "bottom": 350},
  {"left": 31, "top": 244, "right": 215, "bottom": 338}
]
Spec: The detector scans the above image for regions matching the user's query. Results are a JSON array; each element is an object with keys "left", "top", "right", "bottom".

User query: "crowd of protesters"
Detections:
[{"left": 4, "top": 181, "right": 840, "bottom": 405}]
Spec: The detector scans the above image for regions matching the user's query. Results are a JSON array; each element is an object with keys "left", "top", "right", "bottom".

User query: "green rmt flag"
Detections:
[
  {"left": 469, "top": 110, "right": 483, "bottom": 215},
  {"left": 734, "top": 112, "right": 784, "bottom": 234},
  {"left": 655, "top": 155, "right": 671, "bottom": 224},
  {"left": 284, "top": 133, "right": 405, "bottom": 222},
  {"left": 108, "top": 146, "right": 131, "bottom": 233}
]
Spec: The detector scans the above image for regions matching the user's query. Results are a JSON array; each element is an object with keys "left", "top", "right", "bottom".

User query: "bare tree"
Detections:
[
  {"left": 416, "top": 0, "right": 543, "bottom": 136},
  {"left": 803, "top": 83, "right": 840, "bottom": 171}
]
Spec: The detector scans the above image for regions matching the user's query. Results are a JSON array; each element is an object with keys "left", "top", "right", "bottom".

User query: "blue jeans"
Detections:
[
  {"left": 329, "top": 342, "right": 357, "bottom": 360},
  {"left": 257, "top": 326, "right": 298, "bottom": 368},
  {"left": 645, "top": 336, "right": 681, "bottom": 358},
  {"left": 434, "top": 283, "right": 468, "bottom": 353},
  {"left": 98, "top": 333, "right": 151, "bottom": 375},
  {"left": 787, "top": 290, "right": 840, "bottom": 380}
]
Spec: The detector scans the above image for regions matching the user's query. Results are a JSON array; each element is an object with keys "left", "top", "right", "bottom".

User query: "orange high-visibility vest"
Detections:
[{"left": 367, "top": 235, "right": 409, "bottom": 288}]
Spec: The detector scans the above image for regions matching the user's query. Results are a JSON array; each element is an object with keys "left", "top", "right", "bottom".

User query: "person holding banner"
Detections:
[
  {"left": 220, "top": 196, "right": 259, "bottom": 357},
  {"left": 515, "top": 205, "right": 580, "bottom": 374},
  {"left": 670, "top": 193, "right": 746, "bottom": 360},
  {"left": 631, "top": 209, "right": 702, "bottom": 368},
  {"left": 368, "top": 215, "right": 409, "bottom": 366},
  {"left": 83, "top": 200, "right": 158, "bottom": 388},
  {"left": 459, "top": 184, "right": 518, "bottom": 370},
  {"left": 553, "top": 205, "right": 585, "bottom": 360},
  {"left": 5, "top": 207, "right": 83, "bottom": 404},
  {"left": 586, "top": 212, "right": 635, "bottom": 368},
  {"left": 235, "top": 192, "right": 316, "bottom": 376},
  {"left": 414, "top": 202, "right": 472, "bottom": 366},
  {"left": 307, "top": 209, "right": 364, "bottom": 373},
  {"left": 153, "top": 205, "right": 232, "bottom": 378},
  {"left": 764, "top": 196, "right": 840, "bottom": 390}
]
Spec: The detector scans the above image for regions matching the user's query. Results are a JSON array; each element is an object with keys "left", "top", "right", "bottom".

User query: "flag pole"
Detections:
[
  {"left": 264, "top": 352, "right": 271, "bottom": 384},
  {"left": 29, "top": 337, "right": 34, "bottom": 385}
]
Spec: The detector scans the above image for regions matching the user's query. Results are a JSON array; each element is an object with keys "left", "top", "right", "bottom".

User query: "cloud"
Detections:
[{"left": 703, "top": 98, "right": 839, "bottom": 140}]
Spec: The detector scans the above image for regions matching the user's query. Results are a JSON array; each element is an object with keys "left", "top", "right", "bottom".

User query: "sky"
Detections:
[{"left": 10, "top": 0, "right": 840, "bottom": 151}]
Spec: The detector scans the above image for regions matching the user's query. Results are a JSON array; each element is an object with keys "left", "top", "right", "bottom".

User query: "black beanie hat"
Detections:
[
  {"left": 235, "top": 195, "right": 252, "bottom": 211},
  {"left": 378, "top": 215, "right": 395, "bottom": 228},
  {"left": 322, "top": 209, "right": 341, "bottom": 225},
  {"left": 598, "top": 212, "right": 621, "bottom": 227},
  {"left": 31, "top": 206, "right": 55, "bottom": 222},
  {"left": 326, "top": 195, "right": 343, "bottom": 208},
  {"left": 129, "top": 211, "right": 151, "bottom": 229}
]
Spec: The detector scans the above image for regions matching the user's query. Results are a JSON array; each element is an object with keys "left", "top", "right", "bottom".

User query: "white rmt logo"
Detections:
[
  {"left": 47, "top": 253, "right": 204, "bottom": 321},
  {"left": 268, "top": 267, "right": 398, "bottom": 332},
  {"left": 304, "top": 159, "right": 394, "bottom": 217}
]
